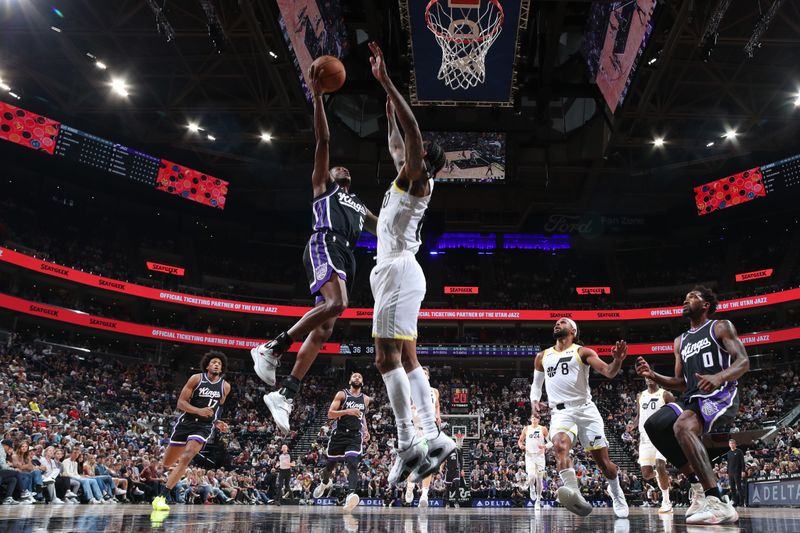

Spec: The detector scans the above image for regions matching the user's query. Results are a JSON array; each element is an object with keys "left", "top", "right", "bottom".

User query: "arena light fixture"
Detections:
[
  {"left": 50, "top": 26, "right": 62, "bottom": 32},
  {"left": 260, "top": 132, "right": 272, "bottom": 142},
  {"left": 206, "top": 134, "right": 216, "bottom": 141},
  {"left": 653, "top": 137, "right": 665, "bottom": 147},
  {"left": 723, "top": 129, "right": 738, "bottom": 140},
  {"left": 110, "top": 77, "right": 129, "bottom": 97},
  {"left": 187, "top": 122, "right": 201, "bottom": 133},
  {"left": 706, "top": 141, "right": 715, "bottom": 147},
  {"left": 95, "top": 60, "right": 107, "bottom": 70},
  {"left": 8, "top": 91, "right": 20, "bottom": 100},
  {"left": 794, "top": 93, "right": 800, "bottom": 107},
  {"left": 0, "top": 78, "right": 10, "bottom": 92}
]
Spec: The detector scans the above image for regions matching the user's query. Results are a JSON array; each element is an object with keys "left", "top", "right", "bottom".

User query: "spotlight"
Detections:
[
  {"left": 706, "top": 141, "right": 715, "bottom": 147},
  {"left": 206, "top": 134, "right": 216, "bottom": 141},
  {"left": 653, "top": 137, "right": 665, "bottom": 147},
  {"left": 260, "top": 132, "right": 272, "bottom": 142},
  {"left": 110, "top": 77, "right": 129, "bottom": 97},
  {"left": 723, "top": 129, "right": 738, "bottom": 140},
  {"left": 0, "top": 79, "right": 10, "bottom": 92},
  {"left": 8, "top": 91, "right": 20, "bottom": 100},
  {"left": 187, "top": 122, "right": 201, "bottom": 133},
  {"left": 268, "top": 51, "right": 278, "bottom": 59},
  {"left": 647, "top": 57, "right": 657, "bottom": 65},
  {"left": 794, "top": 94, "right": 800, "bottom": 107},
  {"left": 95, "top": 61, "right": 107, "bottom": 70},
  {"left": 51, "top": 26, "right": 62, "bottom": 33}
]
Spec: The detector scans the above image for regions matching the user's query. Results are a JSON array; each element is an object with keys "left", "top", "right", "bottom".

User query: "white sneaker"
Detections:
[
  {"left": 115, "top": 488, "right": 127, "bottom": 496},
  {"left": 418, "top": 494, "right": 428, "bottom": 508},
  {"left": 343, "top": 493, "right": 360, "bottom": 513},
  {"left": 20, "top": 491, "right": 33, "bottom": 500},
  {"left": 65, "top": 491, "right": 78, "bottom": 498},
  {"left": 606, "top": 487, "right": 629, "bottom": 518},
  {"left": 556, "top": 486, "right": 592, "bottom": 516},
  {"left": 658, "top": 500, "right": 673, "bottom": 513},
  {"left": 51, "top": 497, "right": 64, "bottom": 504},
  {"left": 388, "top": 439, "right": 431, "bottom": 486},
  {"left": 133, "top": 488, "right": 145, "bottom": 496},
  {"left": 686, "top": 495, "right": 738, "bottom": 525},
  {"left": 251, "top": 343, "right": 280, "bottom": 386},
  {"left": 405, "top": 484, "right": 415, "bottom": 504},
  {"left": 264, "top": 391, "right": 293, "bottom": 434},
  {"left": 686, "top": 483, "right": 706, "bottom": 517},
  {"left": 313, "top": 479, "right": 333, "bottom": 499},
  {"left": 410, "top": 431, "right": 456, "bottom": 483},
  {"left": 89, "top": 498, "right": 101, "bottom": 504}
]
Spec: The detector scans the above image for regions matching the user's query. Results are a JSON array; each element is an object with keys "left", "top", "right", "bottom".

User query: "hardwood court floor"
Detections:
[{"left": 1, "top": 503, "right": 798, "bottom": 532}]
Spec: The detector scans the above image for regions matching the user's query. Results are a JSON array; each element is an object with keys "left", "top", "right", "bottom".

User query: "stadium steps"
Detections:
[
  {"left": 293, "top": 409, "right": 331, "bottom": 458},
  {"left": 607, "top": 437, "right": 638, "bottom": 475}
]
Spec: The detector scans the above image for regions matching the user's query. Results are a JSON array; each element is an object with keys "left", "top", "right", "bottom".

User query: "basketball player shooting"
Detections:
[
  {"left": 636, "top": 286, "right": 749, "bottom": 525},
  {"left": 530, "top": 318, "right": 629, "bottom": 518},
  {"left": 627, "top": 376, "right": 675, "bottom": 513},
  {"left": 251, "top": 63, "right": 378, "bottom": 434},
  {"left": 152, "top": 351, "right": 231, "bottom": 512},
  {"left": 367, "top": 41, "right": 455, "bottom": 486}
]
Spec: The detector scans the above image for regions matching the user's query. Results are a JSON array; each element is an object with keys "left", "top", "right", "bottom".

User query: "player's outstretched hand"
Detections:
[
  {"left": 635, "top": 356, "right": 654, "bottom": 379},
  {"left": 308, "top": 63, "right": 324, "bottom": 96},
  {"left": 611, "top": 340, "right": 628, "bottom": 361},
  {"left": 214, "top": 420, "right": 230, "bottom": 433},
  {"left": 369, "top": 41, "right": 388, "bottom": 83},
  {"left": 695, "top": 372, "right": 723, "bottom": 392}
]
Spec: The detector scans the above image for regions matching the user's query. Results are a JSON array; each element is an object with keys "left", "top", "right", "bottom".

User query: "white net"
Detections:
[{"left": 425, "top": 0, "right": 504, "bottom": 90}]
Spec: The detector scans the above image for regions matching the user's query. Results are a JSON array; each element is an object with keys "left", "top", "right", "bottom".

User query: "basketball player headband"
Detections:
[{"left": 559, "top": 318, "right": 579, "bottom": 337}]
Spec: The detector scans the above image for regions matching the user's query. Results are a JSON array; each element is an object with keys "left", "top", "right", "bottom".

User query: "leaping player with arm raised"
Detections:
[
  {"left": 530, "top": 318, "right": 630, "bottom": 518},
  {"left": 368, "top": 41, "right": 455, "bottom": 487},
  {"left": 252, "top": 64, "right": 378, "bottom": 434}
]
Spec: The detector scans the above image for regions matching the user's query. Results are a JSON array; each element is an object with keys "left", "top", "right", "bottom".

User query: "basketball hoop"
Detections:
[
  {"left": 425, "top": 0, "right": 504, "bottom": 90},
  {"left": 455, "top": 433, "right": 465, "bottom": 448}
]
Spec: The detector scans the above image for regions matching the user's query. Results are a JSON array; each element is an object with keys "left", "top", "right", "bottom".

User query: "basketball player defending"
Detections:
[
  {"left": 637, "top": 286, "right": 748, "bottom": 525},
  {"left": 405, "top": 367, "right": 441, "bottom": 507},
  {"left": 627, "top": 377, "right": 675, "bottom": 513},
  {"left": 517, "top": 413, "right": 552, "bottom": 508},
  {"left": 252, "top": 64, "right": 377, "bottom": 433},
  {"left": 530, "top": 318, "right": 629, "bottom": 518},
  {"left": 313, "top": 372, "right": 371, "bottom": 513},
  {"left": 152, "top": 351, "right": 231, "bottom": 511},
  {"left": 368, "top": 41, "right": 455, "bottom": 485}
]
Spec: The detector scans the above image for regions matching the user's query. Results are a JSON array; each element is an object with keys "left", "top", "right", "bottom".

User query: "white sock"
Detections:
[
  {"left": 659, "top": 479, "right": 671, "bottom": 504},
  {"left": 536, "top": 476, "right": 543, "bottom": 500},
  {"left": 559, "top": 468, "right": 579, "bottom": 491},
  {"left": 382, "top": 367, "right": 415, "bottom": 448},
  {"left": 407, "top": 366, "right": 439, "bottom": 440},
  {"left": 607, "top": 475, "right": 624, "bottom": 499}
]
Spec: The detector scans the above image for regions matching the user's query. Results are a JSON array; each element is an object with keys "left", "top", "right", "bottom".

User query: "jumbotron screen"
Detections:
[
  {"left": 423, "top": 131, "right": 506, "bottom": 183},
  {"left": 0, "top": 101, "right": 228, "bottom": 209},
  {"left": 694, "top": 153, "right": 800, "bottom": 215}
]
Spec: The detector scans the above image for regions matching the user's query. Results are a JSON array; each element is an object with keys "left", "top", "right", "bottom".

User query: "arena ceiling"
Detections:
[{"left": 1, "top": 0, "right": 799, "bottom": 230}]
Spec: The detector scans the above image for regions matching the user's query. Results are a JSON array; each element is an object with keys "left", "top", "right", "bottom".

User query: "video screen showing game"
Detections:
[{"left": 422, "top": 131, "right": 506, "bottom": 183}]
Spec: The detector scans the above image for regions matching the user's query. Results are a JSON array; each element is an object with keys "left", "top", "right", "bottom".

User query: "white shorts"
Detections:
[
  {"left": 370, "top": 253, "right": 426, "bottom": 340},
  {"left": 638, "top": 435, "right": 666, "bottom": 466},
  {"left": 525, "top": 455, "right": 545, "bottom": 477},
  {"left": 549, "top": 401, "right": 609, "bottom": 451}
]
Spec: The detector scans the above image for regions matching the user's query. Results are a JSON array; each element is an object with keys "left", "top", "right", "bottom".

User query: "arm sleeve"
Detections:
[{"left": 530, "top": 370, "right": 545, "bottom": 403}]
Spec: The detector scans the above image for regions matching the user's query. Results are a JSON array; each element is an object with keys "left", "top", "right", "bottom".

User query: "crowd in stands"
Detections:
[{"left": 2, "top": 333, "right": 799, "bottom": 507}]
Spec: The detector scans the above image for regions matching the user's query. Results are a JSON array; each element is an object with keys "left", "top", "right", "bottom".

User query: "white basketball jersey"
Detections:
[
  {"left": 376, "top": 179, "right": 433, "bottom": 261},
  {"left": 638, "top": 388, "right": 666, "bottom": 434},
  {"left": 525, "top": 425, "right": 546, "bottom": 457},
  {"left": 541, "top": 344, "right": 592, "bottom": 405}
]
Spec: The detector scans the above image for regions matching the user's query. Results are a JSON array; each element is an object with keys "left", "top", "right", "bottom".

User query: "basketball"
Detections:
[{"left": 311, "top": 55, "right": 346, "bottom": 93}]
